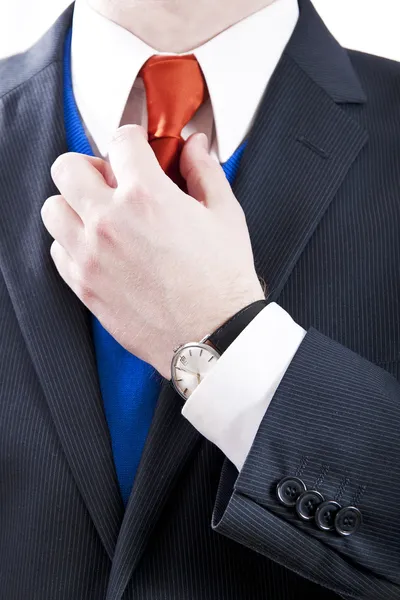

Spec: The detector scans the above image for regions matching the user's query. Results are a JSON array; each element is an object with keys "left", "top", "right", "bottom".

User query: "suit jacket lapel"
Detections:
[
  {"left": 232, "top": 0, "right": 368, "bottom": 303},
  {"left": 106, "top": 381, "right": 202, "bottom": 599},
  {"left": 106, "top": 1, "right": 368, "bottom": 597},
  {"left": 0, "top": 5, "right": 123, "bottom": 561}
]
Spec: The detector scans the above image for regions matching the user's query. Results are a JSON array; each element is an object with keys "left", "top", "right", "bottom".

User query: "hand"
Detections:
[{"left": 41, "top": 125, "right": 266, "bottom": 379}]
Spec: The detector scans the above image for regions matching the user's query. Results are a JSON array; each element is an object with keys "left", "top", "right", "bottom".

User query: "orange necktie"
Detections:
[{"left": 139, "top": 55, "right": 209, "bottom": 191}]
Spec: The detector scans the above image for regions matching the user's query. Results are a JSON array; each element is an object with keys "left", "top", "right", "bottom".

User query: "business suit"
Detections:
[{"left": 0, "top": 0, "right": 399, "bottom": 597}]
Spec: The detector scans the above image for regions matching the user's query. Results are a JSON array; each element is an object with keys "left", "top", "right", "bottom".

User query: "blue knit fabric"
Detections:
[{"left": 63, "top": 27, "right": 247, "bottom": 506}]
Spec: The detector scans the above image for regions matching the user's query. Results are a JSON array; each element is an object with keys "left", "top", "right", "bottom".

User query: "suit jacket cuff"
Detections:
[{"left": 181, "top": 302, "right": 306, "bottom": 470}]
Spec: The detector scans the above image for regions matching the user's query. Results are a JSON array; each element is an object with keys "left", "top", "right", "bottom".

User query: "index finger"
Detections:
[
  {"left": 51, "top": 152, "right": 111, "bottom": 219},
  {"left": 107, "top": 124, "right": 166, "bottom": 189}
]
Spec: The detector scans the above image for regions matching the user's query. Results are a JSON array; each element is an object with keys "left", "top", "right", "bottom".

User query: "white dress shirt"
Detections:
[{"left": 71, "top": 0, "right": 306, "bottom": 471}]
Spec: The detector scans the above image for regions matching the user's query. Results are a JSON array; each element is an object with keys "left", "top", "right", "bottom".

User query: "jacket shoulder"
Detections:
[
  {"left": 0, "top": 6, "right": 72, "bottom": 100},
  {"left": 346, "top": 49, "right": 400, "bottom": 140},
  {"left": 0, "top": 51, "right": 44, "bottom": 99},
  {"left": 347, "top": 49, "right": 400, "bottom": 97}
]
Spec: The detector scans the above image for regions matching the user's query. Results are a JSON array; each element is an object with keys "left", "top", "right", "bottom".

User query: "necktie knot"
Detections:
[{"left": 139, "top": 54, "right": 209, "bottom": 189}]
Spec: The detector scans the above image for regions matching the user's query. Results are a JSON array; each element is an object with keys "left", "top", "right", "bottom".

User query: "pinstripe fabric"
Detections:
[{"left": 0, "top": 0, "right": 399, "bottom": 598}]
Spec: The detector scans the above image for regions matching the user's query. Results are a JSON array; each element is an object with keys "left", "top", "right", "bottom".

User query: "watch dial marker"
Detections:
[
  {"left": 208, "top": 356, "right": 215, "bottom": 362},
  {"left": 200, "top": 348, "right": 203, "bottom": 356},
  {"left": 189, "top": 349, "right": 192, "bottom": 356}
]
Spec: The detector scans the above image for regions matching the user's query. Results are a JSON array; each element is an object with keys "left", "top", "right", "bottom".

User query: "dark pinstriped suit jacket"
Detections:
[{"left": 0, "top": 0, "right": 400, "bottom": 598}]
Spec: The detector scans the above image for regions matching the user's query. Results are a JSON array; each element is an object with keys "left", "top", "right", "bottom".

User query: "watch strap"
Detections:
[{"left": 206, "top": 298, "right": 268, "bottom": 355}]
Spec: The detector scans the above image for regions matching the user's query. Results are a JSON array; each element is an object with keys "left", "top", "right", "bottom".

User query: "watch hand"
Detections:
[{"left": 176, "top": 366, "right": 199, "bottom": 377}]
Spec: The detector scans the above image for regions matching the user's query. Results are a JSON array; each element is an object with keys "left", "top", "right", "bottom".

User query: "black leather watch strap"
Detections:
[{"left": 206, "top": 299, "right": 268, "bottom": 355}]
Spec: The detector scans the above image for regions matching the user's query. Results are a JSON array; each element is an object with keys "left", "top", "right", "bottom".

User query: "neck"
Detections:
[{"left": 86, "top": 0, "right": 278, "bottom": 53}]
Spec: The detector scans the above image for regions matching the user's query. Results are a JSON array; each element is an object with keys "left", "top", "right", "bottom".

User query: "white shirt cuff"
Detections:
[{"left": 181, "top": 302, "right": 306, "bottom": 471}]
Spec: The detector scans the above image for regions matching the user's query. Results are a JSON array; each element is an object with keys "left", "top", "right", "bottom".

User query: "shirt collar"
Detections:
[{"left": 71, "top": 0, "right": 299, "bottom": 163}]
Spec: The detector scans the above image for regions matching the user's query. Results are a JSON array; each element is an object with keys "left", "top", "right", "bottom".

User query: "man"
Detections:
[{"left": 0, "top": 0, "right": 399, "bottom": 597}]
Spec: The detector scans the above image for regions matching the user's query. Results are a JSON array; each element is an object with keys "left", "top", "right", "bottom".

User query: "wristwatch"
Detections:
[{"left": 171, "top": 299, "right": 267, "bottom": 401}]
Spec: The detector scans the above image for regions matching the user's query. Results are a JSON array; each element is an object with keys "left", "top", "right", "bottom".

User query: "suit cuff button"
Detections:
[
  {"left": 315, "top": 500, "right": 342, "bottom": 531},
  {"left": 276, "top": 476, "right": 306, "bottom": 507},
  {"left": 334, "top": 506, "right": 362, "bottom": 536},
  {"left": 295, "top": 490, "right": 324, "bottom": 520}
]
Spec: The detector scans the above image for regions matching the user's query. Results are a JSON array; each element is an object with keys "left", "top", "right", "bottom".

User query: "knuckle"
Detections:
[
  {"left": 80, "top": 250, "right": 100, "bottom": 281},
  {"left": 111, "top": 124, "right": 142, "bottom": 146},
  {"left": 51, "top": 155, "right": 68, "bottom": 179},
  {"left": 118, "top": 180, "right": 154, "bottom": 208},
  {"left": 131, "top": 181, "right": 153, "bottom": 205},
  {"left": 41, "top": 194, "right": 59, "bottom": 217},
  {"left": 44, "top": 193, "right": 61, "bottom": 206},
  {"left": 50, "top": 239, "right": 59, "bottom": 259},
  {"left": 77, "top": 280, "right": 95, "bottom": 305},
  {"left": 110, "top": 129, "right": 129, "bottom": 147},
  {"left": 51, "top": 153, "right": 80, "bottom": 177},
  {"left": 91, "top": 213, "right": 115, "bottom": 245},
  {"left": 185, "top": 158, "right": 213, "bottom": 189}
]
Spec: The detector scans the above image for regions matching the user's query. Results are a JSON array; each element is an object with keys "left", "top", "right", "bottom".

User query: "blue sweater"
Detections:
[{"left": 63, "top": 26, "right": 248, "bottom": 506}]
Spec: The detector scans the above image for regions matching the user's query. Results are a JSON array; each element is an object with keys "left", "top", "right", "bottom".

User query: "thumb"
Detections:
[{"left": 180, "top": 133, "right": 235, "bottom": 210}]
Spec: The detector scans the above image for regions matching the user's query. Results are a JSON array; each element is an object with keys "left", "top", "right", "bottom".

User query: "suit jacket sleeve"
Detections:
[{"left": 188, "top": 320, "right": 400, "bottom": 599}]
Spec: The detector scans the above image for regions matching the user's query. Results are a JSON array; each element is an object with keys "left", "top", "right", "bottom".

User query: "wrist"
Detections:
[
  {"left": 204, "top": 297, "right": 268, "bottom": 355},
  {"left": 169, "top": 296, "right": 268, "bottom": 400},
  {"left": 200, "top": 281, "right": 266, "bottom": 345},
  {"left": 164, "top": 282, "right": 265, "bottom": 383}
]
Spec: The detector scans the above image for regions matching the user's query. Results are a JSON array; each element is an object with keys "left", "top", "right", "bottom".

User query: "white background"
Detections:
[{"left": 0, "top": 0, "right": 399, "bottom": 61}]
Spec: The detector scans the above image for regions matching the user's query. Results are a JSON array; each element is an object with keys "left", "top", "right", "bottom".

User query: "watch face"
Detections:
[{"left": 171, "top": 343, "right": 220, "bottom": 400}]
